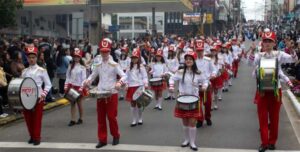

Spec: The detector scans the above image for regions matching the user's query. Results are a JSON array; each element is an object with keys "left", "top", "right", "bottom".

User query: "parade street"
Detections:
[{"left": 0, "top": 40, "right": 299, "bottom": 152}]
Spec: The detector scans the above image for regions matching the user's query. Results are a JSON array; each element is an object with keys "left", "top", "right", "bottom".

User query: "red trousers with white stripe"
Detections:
[
  {"left": 256, "top": 90, "right": 282, "bottom": 147},
  {"left": 23, "top": 100, "right": 44, "bottom": 141},
  {"left": 97, "top": 94, "right": 120, "bottom": 143},
  {"left": 199, "top": 88, "right": 212, "bottom": 120},
  {"left": 232, "top": 59, "right": 239, "bottom": 78}
]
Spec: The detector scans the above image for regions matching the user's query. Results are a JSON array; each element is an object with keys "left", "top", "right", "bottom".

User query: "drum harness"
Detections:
[{"left": 256, "top": 52, "right": 280, "bottom": 100}]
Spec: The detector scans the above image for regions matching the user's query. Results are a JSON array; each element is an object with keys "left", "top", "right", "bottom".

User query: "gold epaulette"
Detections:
[
  {"left": 37, "top": 66, "right": 46, "bottom": 71},
  {"left": 204, "top": 56, "right": 211, "bottom": 61},
  {"left": 108, "top": 62, "right": 117, "bottom": 67},
  {"left": 177, "top": 69, "right": 184, "bottom": 73}
]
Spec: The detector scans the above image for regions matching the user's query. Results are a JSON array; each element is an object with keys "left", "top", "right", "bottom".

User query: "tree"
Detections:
[{"left": 0, "top": 0, "right": 23, "bottom": 29}]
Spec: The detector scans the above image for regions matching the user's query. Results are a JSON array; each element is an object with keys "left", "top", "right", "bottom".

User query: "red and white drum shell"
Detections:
[
  {"left": 7, "top": 77, "right": 38, "bottom": 110},
  {"left": 174, "top": 95, "right": 204, "bottom": 119}
]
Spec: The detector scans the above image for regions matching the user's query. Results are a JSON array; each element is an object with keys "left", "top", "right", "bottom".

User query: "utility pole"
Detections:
[{"left": 88, "top": 0, "right": 102, "bottom": 45}]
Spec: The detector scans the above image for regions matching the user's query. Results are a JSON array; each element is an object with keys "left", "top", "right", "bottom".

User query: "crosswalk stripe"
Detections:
[{"left": 0, "top": 142, "right": 298, "bottom": 152}]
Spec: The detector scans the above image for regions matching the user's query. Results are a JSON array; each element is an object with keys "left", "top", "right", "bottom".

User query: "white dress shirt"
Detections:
[{"left": 22, "top": 64, "right": 52, "bottom": 98}]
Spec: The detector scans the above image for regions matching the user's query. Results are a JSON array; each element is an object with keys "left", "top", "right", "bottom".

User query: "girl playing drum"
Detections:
[
  {"left": 169, "top": 50, "right": 208, "bottom": 151},
  {"left": 149, "top": 49, "right": 168, "bottom": 110},
  {"left": 164, "top": 44, "right": 179, "bottom": 100},
  {"left": 118, "top": 46, "right": 130, "bottom": 100},
  {"left": 210, "top": 45, "right": 224, "bottom": 110},
  {"left": 64, "top": 48, "right": 88, "bottom": 126},
  {"left": 125, "top": 48, "right": 149, "bottom": 127}
]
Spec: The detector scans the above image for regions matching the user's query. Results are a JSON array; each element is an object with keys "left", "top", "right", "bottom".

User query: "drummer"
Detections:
[
  {"left": 248, "top": 31, "right": 297, "bottom": 152},
  {"left": 149, "top": 49, "right": 168, "bottom": 110},
  {"left": 83, "top": 38, "right": 126, "bottom": 149},
  {"left": 22, "top": 46, "right": 52, "bottom": 145},
  {"left": 118, "top": 45, "right": 130, "bottom": 100},
  {"left": 169, "top": 50, "right": 208, "bottom": 151},
  {"left": 194, "top": 40, "right": 217, "bottom": 128},
  {"left": 164, "top": 44, "right": 179, "bottom": 100},
  {"left": 125, "top": 48, "right": 149, "bottom": 127},
  {"left": 64, "top": 48, "right": 87, "bottom": 126}
]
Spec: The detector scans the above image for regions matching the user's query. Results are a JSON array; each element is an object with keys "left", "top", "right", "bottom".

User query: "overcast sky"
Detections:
[{"left": 241, "top": 0, "right": 265, "bottom": 21}]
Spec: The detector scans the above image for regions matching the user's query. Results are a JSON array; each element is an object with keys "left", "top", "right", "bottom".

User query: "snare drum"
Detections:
[
  {"left": 89, "top": 87, "right": 112, "bottom": 99},
  {"left": 7, "top": 77, "right": 38, "bottom": 110},
  {"left": 132, "top": 86, "right": 153, "bottom": 108},
  {"left": 149, "top": 78, "right": 163, "bottom": 87},
  {"left": 176, "top": 95, "right": 199, "bottom": 111},
  {"left": 64, "top": 88, "right": 81, "bottom": 104},
  {"left": 257, "top": 58, "right": 278, "bottom": 90}
]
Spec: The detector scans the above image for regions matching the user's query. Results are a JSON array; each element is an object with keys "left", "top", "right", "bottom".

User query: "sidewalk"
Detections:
[{"left": 0, "top": 98, "right": 69, "bottom": 126}]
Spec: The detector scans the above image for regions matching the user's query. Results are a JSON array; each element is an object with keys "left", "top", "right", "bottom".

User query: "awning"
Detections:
[{"left": 22, "top": 0, "right": 193, "bottom": 14}]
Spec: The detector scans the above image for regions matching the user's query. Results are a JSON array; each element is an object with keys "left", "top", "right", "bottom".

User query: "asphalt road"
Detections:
[{"left": 0, "top": 40, "right": 299, "bottom": 152}]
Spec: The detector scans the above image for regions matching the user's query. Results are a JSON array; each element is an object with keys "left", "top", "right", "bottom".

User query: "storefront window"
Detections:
[
  {"left": 149, "top": 16, "right": 164, "bottom": 30},
  {"left": 119, "top": 17, "right": 132, "bottom": 30},
  {"left": 119, "top": 32, "right": 132, "bottom": 39},
  {"left": 134, "top": 16, "right": 147, "bottom": 30}
]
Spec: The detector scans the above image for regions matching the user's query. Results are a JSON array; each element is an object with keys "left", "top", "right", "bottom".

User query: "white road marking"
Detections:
[{"left": 0, "top": 142, "right": 299, "bottom": 152}]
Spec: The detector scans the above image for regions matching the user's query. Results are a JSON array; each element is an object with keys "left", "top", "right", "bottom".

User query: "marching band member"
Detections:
[
  {"left": 83, "top": 38, "right": 126, "bottom": 148},
  {"left": 149, "top": 49, "right": 168, "bottom": 110},
  {"left": 162, "top": 38, "right": 169, "bottom": 60},
  {"left": 215, "top": 41, "right": 226, "bottom": 100},
  {"left": 176, "top": 42, "right": 186, "bottom": 69},
  {"left": 22, "top": 46, "right": 52, "bottom": 145},
  {"left": 169, "top": 50, "right": 208, "bottom": 151},
  {"left": 195, "top": 40, "right": 217, "bottom": 127},
  {"left": 125, "top": 48, "right": 149, "bottom": 127},
  {"left": 248, "top": 31, "right": 297, "bottom": 152},
  {"left": 209, "top": 45, "right": 224, "bottom": 110},
  {"left": 64, "top": 48, "right": 87, "bottom": 126},
  {"left": 232, "top": 38, "right": 242, "bottom": 78},
  {"left": 118, "top": 46, "right": 131, "bottom": 100},
  {"left": 221, "top": 43, "right": 233, "bottom": 92},
  {"left": 164, "top": 44, "right": 179, "bottom": 100}
]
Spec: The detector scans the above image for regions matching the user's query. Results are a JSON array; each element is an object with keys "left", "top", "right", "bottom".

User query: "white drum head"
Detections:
[
  {"left": 150, "top": 78, "right": 162, "bottom": 82},
  {"left": 260, "top": 58, "right": 276, "bottom": 68},
  {"left": 20, "top": 78, "right": 38, "bottom": 110},
  {"left": 133, "top": 87, "right": 144, "bottom": 101},
  {"left": 177, "top": 96, "right": 199, "bottom": 103}
]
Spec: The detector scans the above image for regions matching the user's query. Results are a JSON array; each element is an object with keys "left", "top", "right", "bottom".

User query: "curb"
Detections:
[
  {"left": 286, "top": 89, "right": 300, "bottom": 117},
  {"left": 0, "top": 98, "right": 69, "bottom": 126}
]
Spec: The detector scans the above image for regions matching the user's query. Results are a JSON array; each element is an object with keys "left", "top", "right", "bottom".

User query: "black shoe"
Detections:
[
  {"left": 95, "top": 142, "right": 107, "bottom": 148},
  {"left": 158, "top": 107, "right": 162, "bottom": 111},
  {"left": 181, "top": 142, "right": 189, "bottom": 147},
  {"left": 33, "top": 140, "right": 40, "bottom": 146},
  {"left": 130, "top": 123, "right": 137, "bottom": 127},
  {"left": 119, "top": 97, "right": 124, "bottom": 100},
  {"left": 28, "top": 138, "right": 34, "bottom": 144},
  {"left": 268, "top": 144, "right": 276, "bottom": 150},
  {"left": 196, "top": 121, "right": 203, "bottom": 128},
  {"left": 76, "top": 119, "right": 83, "bottom": 124},
  {"left": 68, "top": 121, "right": 76, "bottom": 126},
  {"left": 206, "top": 119, "right": 212, "bottom": 126},
  {"left": 138, "top": 121, "right": 143, "bottom": 125},
  {"left": 153, "top": 107, "right": 158, "bottom": 110},
  {"left": 190, "top": 146, "right": 198, "bottom": 151},
  {"left": 258, "top": 145, "right": 268, "bottom": 152},
  {"left": 164, "top": 96, "right": 171, "bottom": 100},
  {"left": 112, "top": 138, "right": 119, "bottom": 146},
  {"left": 171, "top": 97, "right": 176, "bottom": 100}
]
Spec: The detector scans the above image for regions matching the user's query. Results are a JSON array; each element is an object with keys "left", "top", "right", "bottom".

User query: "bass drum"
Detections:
[{"left": 7, "top": 77, "right": 38, "bottom": 110}]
